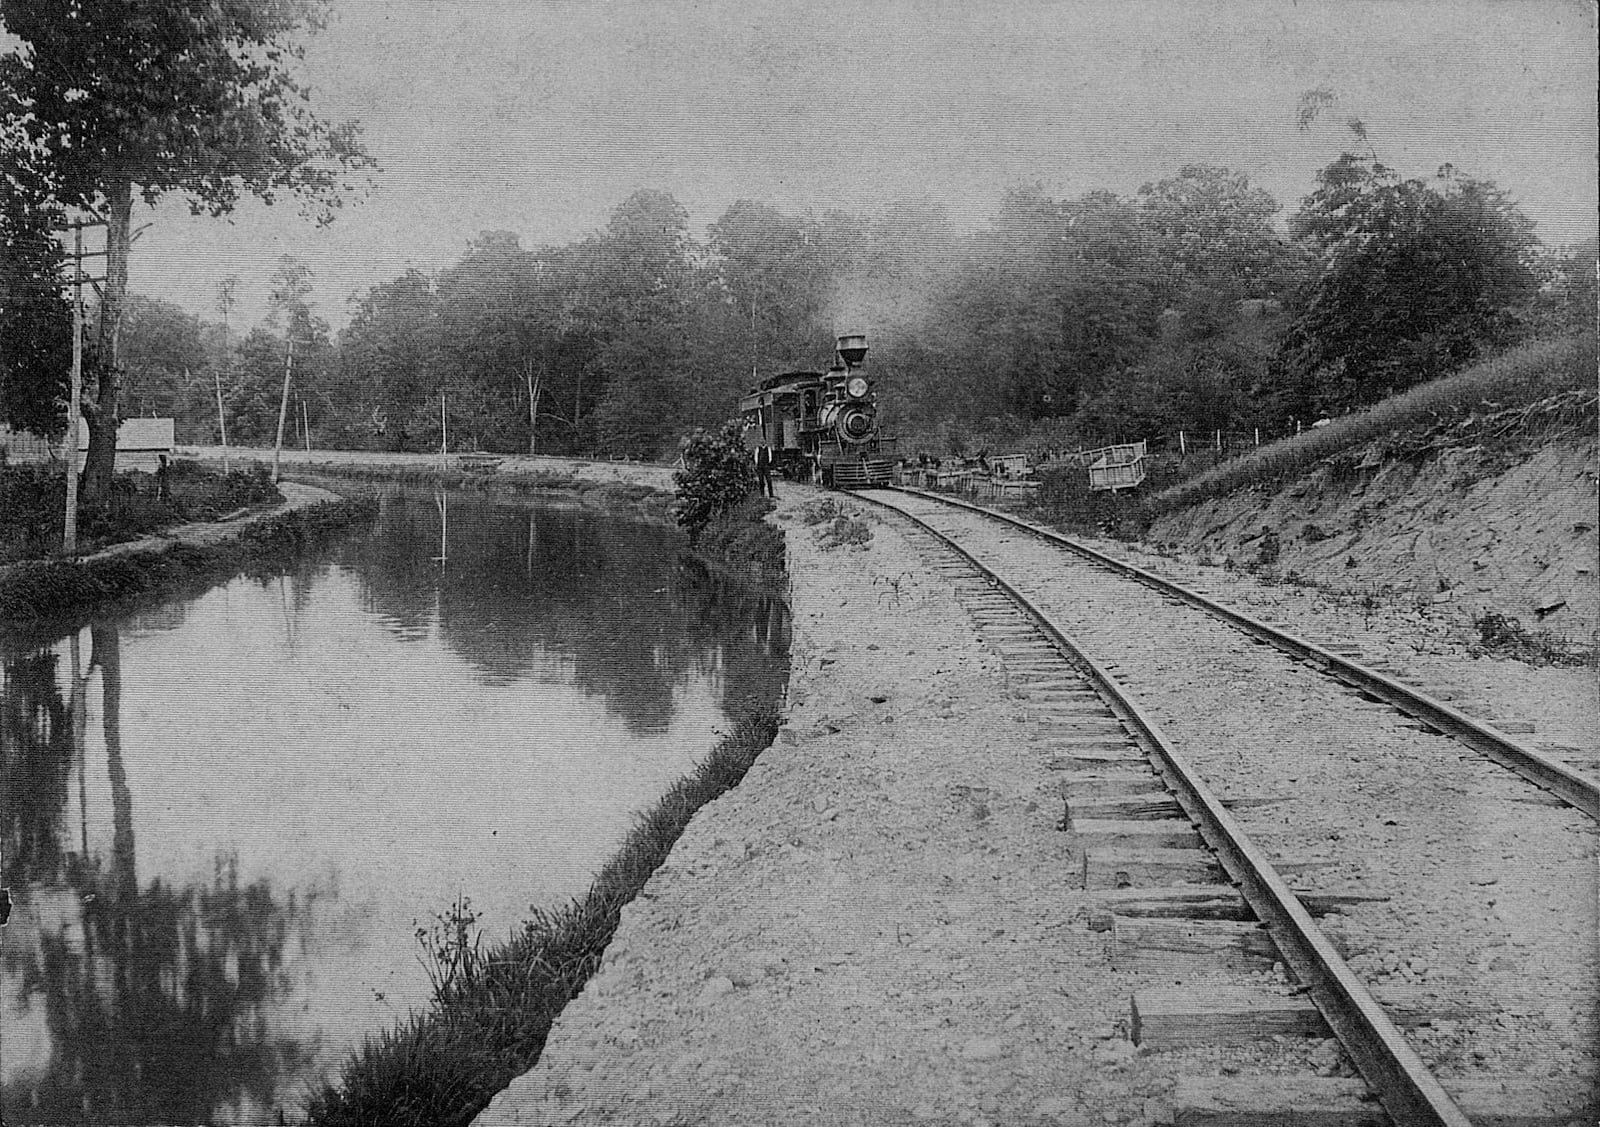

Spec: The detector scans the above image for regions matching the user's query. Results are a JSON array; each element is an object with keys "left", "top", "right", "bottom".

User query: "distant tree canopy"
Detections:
[{"left": 69, "top": 158, "right": 1584, "bottom": 465}]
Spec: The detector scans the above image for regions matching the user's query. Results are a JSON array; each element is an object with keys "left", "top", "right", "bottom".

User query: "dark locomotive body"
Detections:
[{"left": 739, "top": 333, "right": 895, "bottom": 488}]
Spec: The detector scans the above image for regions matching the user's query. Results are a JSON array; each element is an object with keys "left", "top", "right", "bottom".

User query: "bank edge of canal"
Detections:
[{"left": 0, "top": 482, "right": 373, "bottom": 630}]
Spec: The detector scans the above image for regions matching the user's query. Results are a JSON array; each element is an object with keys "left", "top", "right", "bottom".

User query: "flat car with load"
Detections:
[{"left": 739, "top": 333, "right": 896, "bottom": 488}]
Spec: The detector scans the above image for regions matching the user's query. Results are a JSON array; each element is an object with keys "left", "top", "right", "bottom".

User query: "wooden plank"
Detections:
[
  {"left": 1081, "top": 848, "right": 1225, "bottom": 889},
  {"left": 1296, "top": 891, "right": 1390, "bottom": 914},
  {"left": 1072, "top": 817, "right": 1203, "bottom": 850},
  {"left": 1133, "top": 984, "right": 1323, "bottom": 1047},
  {"left": 1087, "top": 888, "right": 1382, "bottom": 931},
  {"left": 1071, "top": 792, "right": 1185, "bottom": 820},
  {"left": 1056, "top": 770, "right": 1164, "bottom": 796},
  {"left": 1037, "top": 723, "right": 1131, "bottom": 739},
  {"left": 1173, "top": 1076, "right": 1387, "bottom": 1126},
  {"left": 1134, "top": 983, "right": 1539, "bottom": 1050},
  {"left": 1044, "top": 736, "right": 1140, "bottom": 752},
  {"left": 1046, "top": 750, "right": 1147, "bottom": 770},
  {"left": 1111, "top": 915, "right": 1278, "bottom": 972},
  {"left": 1090, "top": 886, "right": 1250, "bottom": 924},
  {"left": 1174, "top": 1075, "right": 1598, "bottom": 1127}
]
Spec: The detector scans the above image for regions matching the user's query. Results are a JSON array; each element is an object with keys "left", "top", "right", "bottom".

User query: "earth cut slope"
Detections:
[{"left": 1144, "top": 431, "right": 1598, "bottom": 650}]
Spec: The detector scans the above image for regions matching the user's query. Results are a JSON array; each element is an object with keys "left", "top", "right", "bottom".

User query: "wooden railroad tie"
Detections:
[
  {"left": 1054, "top": 769, "right": 1164, "bottom": 799},
  {"left": 1080, "top": 848, "right": 1335, "bottom": 890},
  {"left": 1133, "top": 982, "right": 1542, "bottom": 1050},
  {"left": 1085, "top": 887, "right": 1386, "bottom": 930},
  {"left": 1172, "top": 1075, "right": 1597, "bottom": 1127},
  {"left": 1072, "top": 817, "right": 1203, "bottom": 851},
  {"left": 1110, "top": 915, "right": 1283, "bottom": 973}
]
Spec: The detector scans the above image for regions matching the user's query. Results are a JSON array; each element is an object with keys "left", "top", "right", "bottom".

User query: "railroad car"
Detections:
[{"left": 739, "top": 333, "right": 896, "bottom": 487}]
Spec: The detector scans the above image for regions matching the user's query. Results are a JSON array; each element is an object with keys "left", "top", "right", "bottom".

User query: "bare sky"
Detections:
[{"left": 18, "top": 0, "right": 1599, "bottom": 330}]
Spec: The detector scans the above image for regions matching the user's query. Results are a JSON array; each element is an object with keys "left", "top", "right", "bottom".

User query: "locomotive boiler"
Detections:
[{"left": 739, "top": 333, "right": 895, "bottom": 488}]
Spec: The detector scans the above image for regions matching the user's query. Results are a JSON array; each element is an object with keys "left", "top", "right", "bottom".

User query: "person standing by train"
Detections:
[{"left": 754, "top": 443, "right": 775, "bottom": 498}]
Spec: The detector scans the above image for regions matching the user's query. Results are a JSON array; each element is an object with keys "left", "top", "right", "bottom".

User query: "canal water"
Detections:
[{"left": 0, "top": 491, "right": 789, "bottom": 1125}]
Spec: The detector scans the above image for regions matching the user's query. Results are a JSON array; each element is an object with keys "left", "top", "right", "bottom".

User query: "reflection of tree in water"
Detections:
[
  {"left": 672, "top": 556, "right": 791, "bottom": 717},
  {"left": 344, "top": 495, "right": 790, "bottom": 731},
  {"left": 0, "top": 649, "right": 75, "bottom": 887},
  {"left": 335, "top": 494, "right": 441, "bottom": 639},
  {"left": 1, "top": 628, "right": 310, "bottom": 1125}
]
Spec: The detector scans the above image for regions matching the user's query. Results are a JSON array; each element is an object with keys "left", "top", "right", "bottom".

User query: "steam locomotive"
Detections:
[{"left": 739, "top": 333, "right": 896, "bottom": 487}]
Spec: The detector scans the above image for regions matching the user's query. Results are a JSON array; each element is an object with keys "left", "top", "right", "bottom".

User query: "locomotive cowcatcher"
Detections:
[{"left": 739, "top": 333, "right": 896, "bottom": 487}]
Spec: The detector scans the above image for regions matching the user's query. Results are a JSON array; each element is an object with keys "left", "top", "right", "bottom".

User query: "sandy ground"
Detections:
[{"left": 469, "top": 480, "right": 1597, "bottom": 1127}]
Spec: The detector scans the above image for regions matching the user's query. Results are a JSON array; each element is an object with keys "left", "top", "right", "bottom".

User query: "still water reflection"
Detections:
[{"left": 1, "top": 492, "right": 789, "bottom": 1124}]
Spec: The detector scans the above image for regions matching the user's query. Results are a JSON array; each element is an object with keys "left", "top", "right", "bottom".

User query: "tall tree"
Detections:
[
  {"left": 0, "top": 192, "right": 72, "bottom": 437},
  {"left": 1136, "top": 164, "right": 1296, "bottom": 300},
  {"left": 709, "top": 200, "right": 858, "bottom": 376},
  {"left": 1281, "top": 156, "right": 1541, "bottom": 412},
  {"left": 337, "top": 270, "right": 440, "bottom": 450},
  {"left": 119, "top": 295, "right": 207, "bottom": 420},
  {"left": 0, "top": 0, "right": 371, "bottom": 507}
]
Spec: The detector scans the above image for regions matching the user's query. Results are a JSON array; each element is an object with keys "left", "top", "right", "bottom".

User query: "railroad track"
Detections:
[{"left": 854, "top": 486, "right": 1598, "bottom": 1127}]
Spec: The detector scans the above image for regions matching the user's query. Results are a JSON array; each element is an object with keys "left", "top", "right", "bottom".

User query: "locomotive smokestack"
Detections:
[{"left": 836, "top": 333, "right": 868, "bottom": 368}]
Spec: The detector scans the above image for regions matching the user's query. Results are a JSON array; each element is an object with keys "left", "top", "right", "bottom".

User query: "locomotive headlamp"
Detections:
[{"left": 846, "top": 376, "right": 869, "bottom": 399}]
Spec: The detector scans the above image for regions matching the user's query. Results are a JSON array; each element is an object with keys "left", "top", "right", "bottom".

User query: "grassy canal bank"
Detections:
[{"left": 0, "top": 487, "right": 377, "bottom": 630}]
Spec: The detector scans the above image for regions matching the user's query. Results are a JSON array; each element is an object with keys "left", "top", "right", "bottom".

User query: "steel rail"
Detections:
[
  {"left": 883, "top": 486, "right": 1600, "bottom": 821},
  {"left": 867, "top": 491, "right": 1475, "bottom": 1127}
]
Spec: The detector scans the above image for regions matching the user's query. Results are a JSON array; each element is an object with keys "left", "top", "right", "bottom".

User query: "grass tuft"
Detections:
[{"left": 302, "top": 705, "right": 784, "bottom": 1127}]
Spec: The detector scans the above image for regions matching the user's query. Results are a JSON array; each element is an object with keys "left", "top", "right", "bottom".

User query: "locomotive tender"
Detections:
[{"left": 739, "top": 333, "right": 896, "bottom": 488}]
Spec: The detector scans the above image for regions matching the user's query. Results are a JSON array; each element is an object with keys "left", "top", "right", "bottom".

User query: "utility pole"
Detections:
[
  {"left": 214, "top": 370, "right": 230, "bottom": 473},
  {"left": 438, "top": 392, "right": 448, "bottom": 472},
  {"left": 272, "top": 337, "right": 297, "bottom": 483},
  {"left": 62, "top": 219, "right": 107, "bottom": 554},
  {"left": 301, "top": 398, "right": 311, "bottom": 453},
  {"left": 64, "top": 225, "right": 84, "bottom": 554}
]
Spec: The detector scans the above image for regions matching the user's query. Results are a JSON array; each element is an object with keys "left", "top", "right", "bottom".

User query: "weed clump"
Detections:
[
  {"left": 1470, "top": 609, "right": 1589, "bottom": 666},
  {"left": 1254, "top": 527, "right": 1282, "bottom": 567},
  {"left": 798, "top": 497, "right": 873, "bottom": 550},
  {"left": 815, "top": 513, "right": 873, "bottom": 550}
]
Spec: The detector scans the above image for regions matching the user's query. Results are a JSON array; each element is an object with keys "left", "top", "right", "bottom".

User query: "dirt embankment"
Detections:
[{"left": 1146, "top": 435, "right": 1599, "bottom": 648}]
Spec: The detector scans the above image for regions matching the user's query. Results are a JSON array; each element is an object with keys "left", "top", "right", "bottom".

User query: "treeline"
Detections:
[{"left": 7, "top": 162, "right": 1595, "bottom": 462}]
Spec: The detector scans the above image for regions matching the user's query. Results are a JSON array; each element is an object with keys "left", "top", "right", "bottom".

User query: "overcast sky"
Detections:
[{"left": 16, "top": 0, "right": 1599, "bottom": 331}]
